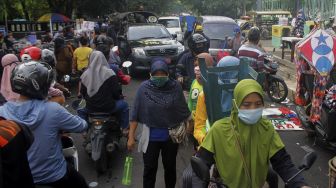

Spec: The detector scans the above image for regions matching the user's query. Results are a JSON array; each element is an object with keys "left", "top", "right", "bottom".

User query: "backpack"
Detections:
[{"left": 0, "top": 118, "right": 34, "bottom": 187}]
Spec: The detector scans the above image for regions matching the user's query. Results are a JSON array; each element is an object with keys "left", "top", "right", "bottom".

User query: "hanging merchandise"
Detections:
[
  {"left": 262, "top": 108, "right": 303, "bottom": 131},
  {"left": 325, "top": 85, "right": 336, "bottom": 110},
  {"left": 295, "top": 29, "right": 336, "bottom": 122}
]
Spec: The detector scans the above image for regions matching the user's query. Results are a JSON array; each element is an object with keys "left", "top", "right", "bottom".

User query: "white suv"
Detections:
[{"left": 158, "top": 16, "right": 183, "bottom": 42}]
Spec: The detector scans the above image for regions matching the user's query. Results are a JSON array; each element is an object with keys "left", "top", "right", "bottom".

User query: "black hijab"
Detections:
[
  {"left": 54, "top": 37, "right": 65, "bottom": 54},
  {"left": 131, "top": 60, "right": 190, "bottom": 128}
]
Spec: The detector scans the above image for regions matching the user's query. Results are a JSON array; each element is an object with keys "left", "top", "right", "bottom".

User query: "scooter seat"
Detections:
[
  {"left": 88, "top": 112, "right": 116, "bottom": 118},
  {"left": 88, "top": 112, "right": 118, "bottom": 122}
]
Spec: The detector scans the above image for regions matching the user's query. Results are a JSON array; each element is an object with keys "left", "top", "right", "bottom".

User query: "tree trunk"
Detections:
[
  {"left": 19, "top": 0, "right": 30, "bottom": 20},
  {"left": 4, "top": 0, "right": 21, "bottom": 20},
  {"left": 65, "top": 0, "right": 74, "bottom": 18},
  {"left": 242, "top": 0, "right": 246, "bottom": 16},
  {"left": 47, "top": 0, "right": 65, "bottom": 14}
]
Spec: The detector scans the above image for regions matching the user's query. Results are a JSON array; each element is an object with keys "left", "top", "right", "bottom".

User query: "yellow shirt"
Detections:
[
  {"left": 73, "top": 47, "right": 92, "bottom": 70},
  {"left": 193, "top": 92, "right": 208, "bottom": 145}
]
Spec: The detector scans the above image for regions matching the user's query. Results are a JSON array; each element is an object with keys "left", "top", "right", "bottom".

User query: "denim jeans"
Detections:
[{"left": 77, "top": 99, "right": 129, "bottom": 129}]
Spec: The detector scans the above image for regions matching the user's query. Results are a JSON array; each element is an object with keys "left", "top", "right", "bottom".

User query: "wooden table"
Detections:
[{"left": 281, "top": 37, "right": 303, "bottom": 62}]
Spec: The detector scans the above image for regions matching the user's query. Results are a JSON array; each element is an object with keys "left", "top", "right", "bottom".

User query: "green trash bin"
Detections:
[{"left": 199, "top": 58, "right": 263, "bottom": 125}]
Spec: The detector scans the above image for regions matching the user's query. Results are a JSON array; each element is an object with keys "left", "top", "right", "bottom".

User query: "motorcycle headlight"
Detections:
[
  {"left": 92, "top": 121, "right": 104, "bottom": 130},
  {"left": 132, "top": 48, "right": 146, "bottom": 57},
  {"left": 177, "top": 46, "right": 185, "bottom": 54}
]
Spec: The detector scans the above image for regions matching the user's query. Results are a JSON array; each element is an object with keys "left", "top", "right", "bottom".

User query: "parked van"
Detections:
[{"left": 158, "top": 17, "right": 183, "bottom": 42}]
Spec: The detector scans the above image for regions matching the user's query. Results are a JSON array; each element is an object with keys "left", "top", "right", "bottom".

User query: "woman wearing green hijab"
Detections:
[{"left": 192, "top": 79, "right": 310, "bottom": 188}]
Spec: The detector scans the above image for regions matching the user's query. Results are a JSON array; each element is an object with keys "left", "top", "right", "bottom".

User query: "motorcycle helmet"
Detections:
[
  {"left": 20, "top": 46, "right": 42, "bottom": 62},
  {"left": 100, "top": 26, "right": 108, "bottom": 34},
  {"left": 195, "top": 25, "right": 203, "bottom": 32},
  {"left": 1, "top": 54, "right": 19, "bottom": 67},
  {"left": 247, "top": 27, "right": 261, "bottom": 43},
  {"left": 11, "top": 61, "right": 55, "bottom": 100},
  {"left": 41, "top": 49, "right": 57, "bottom": 68},
  {"left": 188, "top": 33, "right": 210, "bottom": 54}
]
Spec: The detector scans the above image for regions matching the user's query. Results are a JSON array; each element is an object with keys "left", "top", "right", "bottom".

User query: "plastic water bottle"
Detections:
[{"left": 122, "top": 156, "right": 133, "bottom": 185}]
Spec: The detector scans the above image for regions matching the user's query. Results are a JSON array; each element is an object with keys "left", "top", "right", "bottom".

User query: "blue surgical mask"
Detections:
[
  {"left": 238, "top": 108, "right": 263, "bottom": 125},
  {"left": 150, "top": 76, "right": 169, "bottom": 87}
]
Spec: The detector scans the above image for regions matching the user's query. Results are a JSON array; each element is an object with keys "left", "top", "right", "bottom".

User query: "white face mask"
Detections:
[{"left": 238, "top": 108, "right": 264, "bottom": 125}]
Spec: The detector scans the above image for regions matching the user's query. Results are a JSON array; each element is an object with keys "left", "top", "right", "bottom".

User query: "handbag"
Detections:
[{"left": 169, "top": 117, "right": 191, "bottom": 144}]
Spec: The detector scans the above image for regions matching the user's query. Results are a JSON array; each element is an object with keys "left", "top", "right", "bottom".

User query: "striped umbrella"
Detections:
[{"left": 38, "top": 13, "right": 71, "bottom": 22}]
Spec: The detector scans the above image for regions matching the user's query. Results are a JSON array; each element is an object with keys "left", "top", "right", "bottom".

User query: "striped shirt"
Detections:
[
  {"left": 238, "top": 44, "right": 265, "bottom": 71},
  {"left": 0, "top": 119, "right": 21, "bottom": 147}
]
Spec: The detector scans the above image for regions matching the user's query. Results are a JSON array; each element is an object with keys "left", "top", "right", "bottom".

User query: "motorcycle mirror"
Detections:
[
  {"left": 122, "top": 61, "right": 132, "bottom": 68},
  {"left": 63, "top": 75, "right": 70, "bottom": 82},
  {"left": 190, "top": 156, "right": 210, "bottom": 183},
  {"left": 299, "top": 151, "right": 317, "bottom": 170},
  {"left": 71, "top": 99, "right": 86, "bottom": 110},
  {"left": 112, "top": 46, "right": 118, "bottom": 53}
]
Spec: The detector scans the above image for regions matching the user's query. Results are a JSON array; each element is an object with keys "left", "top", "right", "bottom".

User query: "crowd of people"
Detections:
[
  {"left": 0, "top": 18, "right": 313, "bottom": 188},
  {"left": 128, "top": 25, "right": 311, "bottom": 188}
]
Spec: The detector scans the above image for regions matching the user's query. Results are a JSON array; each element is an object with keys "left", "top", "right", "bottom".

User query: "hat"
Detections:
[{"left": 150, "top": 58, "right": 169, "bottom": 75}]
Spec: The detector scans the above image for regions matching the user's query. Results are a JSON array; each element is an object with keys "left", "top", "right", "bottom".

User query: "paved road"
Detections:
[
  {"left": 67, "top": 78, "right": 194, "bottom": 188},
  {"left": 65, "top": 44, "right": 335, "bottom": 188}
]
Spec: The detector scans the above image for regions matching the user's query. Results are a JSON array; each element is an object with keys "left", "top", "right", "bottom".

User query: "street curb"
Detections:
[{"left": 272, "top": 55, "right": 297, "bottom": 102}]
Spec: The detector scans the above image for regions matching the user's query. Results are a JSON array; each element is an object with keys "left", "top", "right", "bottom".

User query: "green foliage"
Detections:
[
  {"left": 181, "top": 0, "right": 257, "bottom": 18},
  {"left": 1, "top": 0, "right": 50, "bottom": 21},
  {"left": 0, "top": 0, "right": 258, "bottom": 21}
]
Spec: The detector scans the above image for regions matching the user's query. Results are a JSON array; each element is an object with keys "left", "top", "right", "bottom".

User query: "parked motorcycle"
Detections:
[
  {"left": 186, "top": 151, "right": 317, "bottom": 188},
  {"left": 295, "top": 69, "right": 336, "bottom": 149},
  {"left": 262, "top": 54, "right": 288, "bottom": 103}
]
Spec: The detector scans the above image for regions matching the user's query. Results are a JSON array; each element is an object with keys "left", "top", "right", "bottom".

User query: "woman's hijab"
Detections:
[
  {"left": 80, "top": 51, "right": 115, "bottom": 97},
  {"left": 1, "top": 54, "right": 20, "bottom": 101},
  {"left": 132, "top": 60, "right": 190, "bottom": 128},
  {"left": 54, "top": 37, "right": 65, "bottom": 54},
  {"left": 201, "top": 79, "right": 284, "bottom": 188}
]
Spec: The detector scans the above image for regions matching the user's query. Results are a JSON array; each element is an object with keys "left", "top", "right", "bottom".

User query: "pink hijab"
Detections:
[{"left": 1, "top": 54, "right": 21, "bottom": 101}]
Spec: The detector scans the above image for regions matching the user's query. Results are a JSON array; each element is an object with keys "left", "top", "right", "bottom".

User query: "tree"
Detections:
[
  {"left": 18, "top": 0, "right": 30, "bottom": 20},
  {"left": 46, "top": 0, "right": 76, "bottom": 17},
  {"left": 180, "top": 0, "right": 257, "bottom": 18}
]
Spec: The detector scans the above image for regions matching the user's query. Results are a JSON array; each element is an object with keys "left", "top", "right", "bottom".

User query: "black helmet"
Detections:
[
  {"left": 247, "top": 27, "right": 261, "bottom": 43},
  {"left": 95, "top": 35, "right": 113, "bottom": 46},
  {"left": 41, "top": 49, "right": 56, "bottom": 68},
  {"left": 100, "top": 26, "right": 108, "bottom": 34},
  {"left": 188, "top": 33, "right": 209, "bottom": 54},
  {"left": 11, "top": 61, "right": 55, "bottom": 100}
]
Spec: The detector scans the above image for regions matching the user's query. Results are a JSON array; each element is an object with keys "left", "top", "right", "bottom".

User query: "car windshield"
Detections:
[
  {"left": 203, "top": 23, "right": 236, "bottom": 39},
  {"left": 128, "top": 25, "right": 171, "bottom": 40},
  {"left": 158, "top": 19, "right": 180, "bottom": 28}
]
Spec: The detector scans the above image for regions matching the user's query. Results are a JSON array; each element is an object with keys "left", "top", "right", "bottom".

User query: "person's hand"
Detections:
[
  {"left": 72, "top": 69, "right": 77, "bottom": 74},
  {"left": 127, "top": 136, "right": 136, "bottom": 151},
  {"left": 301, "top": 186, "right": 311, "bottom": 188},
  {"left": 177, "top": 76, "right": 184, "bottom": 84}
]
